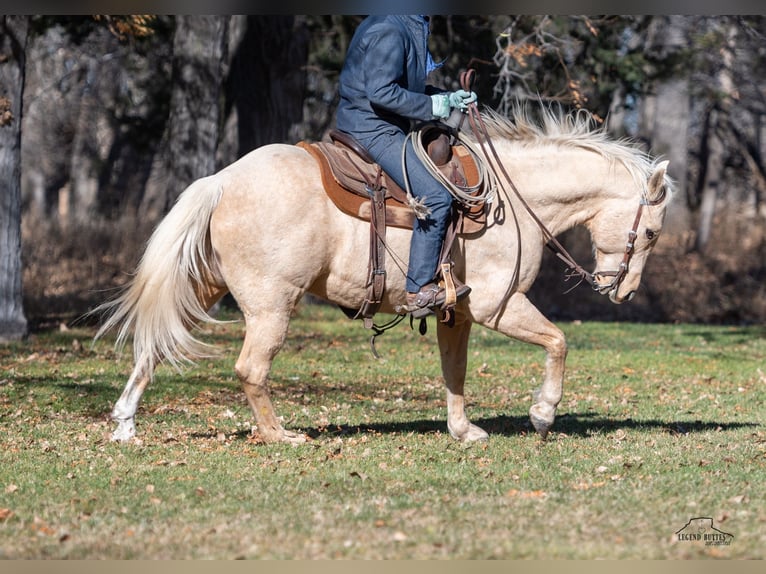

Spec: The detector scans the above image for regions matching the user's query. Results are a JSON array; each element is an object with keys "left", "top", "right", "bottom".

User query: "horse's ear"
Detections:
[{"left": 647, "top": 160, "right": 669, "bottom": 205}]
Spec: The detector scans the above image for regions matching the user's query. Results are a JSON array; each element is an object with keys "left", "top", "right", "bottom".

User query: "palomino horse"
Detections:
[{"left": 95, "top": 106, "right": 672, "bottom": 444}]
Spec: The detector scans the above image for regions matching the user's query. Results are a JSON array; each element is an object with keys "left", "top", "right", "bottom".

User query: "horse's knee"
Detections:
[
  {"left": 556, "top": 335, "right": 567, "bottom": 355},
  {"left": 234, "top": 357, "right": 250, "bottom": 383},
  {"left": 546, "top": 332, "right": 567, "bottom": 360},
  {"left": 234, "top": 352, "right": 268, "bottom": 386}
]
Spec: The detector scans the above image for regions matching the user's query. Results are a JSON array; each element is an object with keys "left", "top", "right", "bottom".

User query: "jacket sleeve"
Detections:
[{"left": 360, "top": 26, "right": 435, "bottom": 122}]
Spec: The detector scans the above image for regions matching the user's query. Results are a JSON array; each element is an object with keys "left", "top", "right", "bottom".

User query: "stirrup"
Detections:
[{"left": 395, "top": 281, "right": 471, "bottom": 319}]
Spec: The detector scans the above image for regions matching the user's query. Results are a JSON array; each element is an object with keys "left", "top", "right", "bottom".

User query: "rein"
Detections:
[
  {"left": 458, "top": 69, "right": 658, "bottom": 309},
  {"left": 360, "top": 68, "right": 659, "bottom": 348}
]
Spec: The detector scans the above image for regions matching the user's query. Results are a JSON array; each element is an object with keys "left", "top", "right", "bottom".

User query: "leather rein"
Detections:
[{"left": 458, "top": 69, "right": 661, "bottom": 304}]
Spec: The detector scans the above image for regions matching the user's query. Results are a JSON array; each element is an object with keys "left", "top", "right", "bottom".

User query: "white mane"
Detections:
[{"left": 478, "top": 105, "right": 671, "bottom": 197}]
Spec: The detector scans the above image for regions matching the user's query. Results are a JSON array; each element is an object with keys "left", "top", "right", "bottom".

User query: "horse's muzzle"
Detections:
[{"left": 609, "top": 288, "right": 636, "bottom": 304}]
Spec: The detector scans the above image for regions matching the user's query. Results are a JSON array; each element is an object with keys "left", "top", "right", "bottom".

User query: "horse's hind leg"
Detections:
[
  {"left": 437, "top": 314, "right": 489, "bottom": 442},
  {"left": 236, "top": 310, "right": 306, "bottom": 444},
  {"left": 110, "top": 286, "right": 228, "bottom": 442},
  {"left": 111, "top": 364, "right": 152, "bottom": 441}
]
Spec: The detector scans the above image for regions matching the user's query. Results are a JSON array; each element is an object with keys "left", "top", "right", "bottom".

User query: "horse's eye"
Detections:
[{"left": 646, "top": 229, "right": 657, "bottom": 241}]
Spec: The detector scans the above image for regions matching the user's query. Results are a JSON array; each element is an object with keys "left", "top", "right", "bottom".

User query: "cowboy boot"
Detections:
[{"left": 398, "top": 281, "right": 471, "bottom": 319}]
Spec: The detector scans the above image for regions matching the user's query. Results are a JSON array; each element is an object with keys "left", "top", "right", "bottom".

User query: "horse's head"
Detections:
[{"left": 590, "top": 160, "right": 671, "bottom": 304}]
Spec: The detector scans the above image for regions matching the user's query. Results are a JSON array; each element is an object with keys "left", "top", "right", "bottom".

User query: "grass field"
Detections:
[{"left": 1, "top": 302, "right": 764, "bottom": 559}]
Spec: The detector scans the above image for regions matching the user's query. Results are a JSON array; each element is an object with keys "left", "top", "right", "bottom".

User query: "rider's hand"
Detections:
[
  {"left": 431, "top": 90, "right": 478, "bottom": 119},
  {"left": 448, "top": 89, "right": 478, "bottom": 110}
]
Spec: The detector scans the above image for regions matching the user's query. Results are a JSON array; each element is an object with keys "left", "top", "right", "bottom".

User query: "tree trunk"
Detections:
[
  {"left": 695, "top": 107, "right": 725, "bottom": 252},
  {"left": 0, "top": 16, "right": 29, "bottom": 341},
  {"left": 68, "top": 54, "right": 104, "bottom": 225},
  {"left": 694, "top": 23, "right": 737, "bottom": 253},
  {"left": 227, "top": 16, "right": 309, "bottom": 155},
  {"left": 640, "top": 15, "right": 692, "bottom": 239},
  {"left": 140, "top": 16, "right": 228, "bottom": 220}
]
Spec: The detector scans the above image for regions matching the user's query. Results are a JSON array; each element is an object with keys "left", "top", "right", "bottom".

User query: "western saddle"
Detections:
[{"left": 297, "top": 124, "right": 488, "bottom": 328}]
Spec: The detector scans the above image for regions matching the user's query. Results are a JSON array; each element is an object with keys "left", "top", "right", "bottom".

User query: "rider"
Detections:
[{"left": 335, "top": 15, "right": 477, "bottom": 318}]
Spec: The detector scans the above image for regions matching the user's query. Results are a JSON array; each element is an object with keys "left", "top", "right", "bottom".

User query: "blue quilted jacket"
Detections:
[{"left": 336, "top": 15, "right": 441, "bottom": 148}]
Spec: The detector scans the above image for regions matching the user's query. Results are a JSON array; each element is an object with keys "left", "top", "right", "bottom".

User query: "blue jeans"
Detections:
[{"left": 363, "top": 133, "right": 453, "bottom": 293}]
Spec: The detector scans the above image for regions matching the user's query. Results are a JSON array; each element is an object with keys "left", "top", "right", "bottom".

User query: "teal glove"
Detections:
[
  {"left": 448, "top": 89, "right": 478, "bottom": 110},
  {"left": 431, "top": 90, "right": 478, "bottom": 118},
  {"left": 430, "top": 94, "right": 451, "bottom": 118}
]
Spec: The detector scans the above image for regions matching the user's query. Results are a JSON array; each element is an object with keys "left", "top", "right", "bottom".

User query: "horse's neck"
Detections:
[{"left": 502, "top": 146, "right": 630, "bottom": 235}]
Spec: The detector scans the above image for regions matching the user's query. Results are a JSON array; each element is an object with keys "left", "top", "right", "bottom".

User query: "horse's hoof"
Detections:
[
  {"left": 254, "top": 427, "right": 308, "bottom": 445},
  {"left": 281, "top": 430, "right": 308, "bottom": 445},
  {"left": 449, "top": 422, "right": 489, "bottom": 442},
  {"left": 529, "top": 403, "right": 555, "bottom": 440},
  {"left": 530, "top": 414, "right": 552, "bottom": 440},
  {"left": 111, "top": 419, "right": 136, "bottom": 442}
]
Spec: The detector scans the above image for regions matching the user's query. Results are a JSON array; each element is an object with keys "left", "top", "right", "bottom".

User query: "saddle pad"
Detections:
[
  {"left": 298, "top": 141, "right": 414, "bottom": 229},
  {"left": 297, "top": 140, "right": 487, "bottom": 234}
]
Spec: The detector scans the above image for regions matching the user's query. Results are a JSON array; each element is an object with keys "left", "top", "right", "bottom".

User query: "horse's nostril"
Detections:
[{"left": 625, "top": 290, "right": 636, "bottom": 302}]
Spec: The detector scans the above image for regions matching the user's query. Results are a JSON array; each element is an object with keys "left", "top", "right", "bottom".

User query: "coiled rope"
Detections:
[{"left": 401, "top": 122, "right": 497, "bottom": 219}]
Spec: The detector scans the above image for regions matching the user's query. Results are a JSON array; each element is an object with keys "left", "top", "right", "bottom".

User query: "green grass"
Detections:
[{"left": 1, "top": 303, "right": 764, "bottom": 558}]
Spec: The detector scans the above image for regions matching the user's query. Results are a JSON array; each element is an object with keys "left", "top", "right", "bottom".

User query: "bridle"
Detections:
[
  {"left": 587, "top": 191, "right": 666, "bottom": 296},
  {"left": 458, "top": 69, "right": 665, "bottom": 311}
]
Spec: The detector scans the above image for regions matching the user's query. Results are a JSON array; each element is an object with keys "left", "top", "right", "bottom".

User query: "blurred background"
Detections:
[{"left": 3, "top": 15, "right": 766, "bottom": 336}]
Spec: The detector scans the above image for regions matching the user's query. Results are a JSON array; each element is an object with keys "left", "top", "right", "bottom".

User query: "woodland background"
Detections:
[{"left": 3, "top": 15, "right": 766, "bottom": 340}]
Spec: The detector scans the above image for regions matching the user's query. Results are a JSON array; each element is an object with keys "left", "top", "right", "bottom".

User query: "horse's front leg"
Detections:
[
  {"left": 490, "top": 292, "right": 567, "bottom": 439},
  {"left": 437, "top": 314, "right": 489, "bottom": 442}
]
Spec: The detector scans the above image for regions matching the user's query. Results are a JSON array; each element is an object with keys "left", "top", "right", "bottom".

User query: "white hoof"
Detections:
[
  {"left": 111, "top": 419, "right": 136, "bottom": 442},
  {"left": 448, "top": 421, "right": 489, "bottom": 442},
  {"left": 281, "top": 430, "right": 308, "bottom": 445},
  {"left": 529, "top": 402, "right": 556, "bottom": 439},
  {"left": 253, "top": 427, "right": 308, "bottom": 445}
]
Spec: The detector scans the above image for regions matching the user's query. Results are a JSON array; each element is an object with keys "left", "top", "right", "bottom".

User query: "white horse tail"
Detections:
[{"left": 94, "top": 175, "right": 226, "bottom": 376}]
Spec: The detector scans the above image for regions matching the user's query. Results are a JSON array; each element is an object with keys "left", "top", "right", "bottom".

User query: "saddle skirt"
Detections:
[{"left": 297, "top": 129, "right": 488, "bottom": 235}]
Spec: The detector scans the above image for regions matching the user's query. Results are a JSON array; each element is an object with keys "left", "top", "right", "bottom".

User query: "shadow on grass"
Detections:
[
  {"left": 206, "top": 412, "right": 759, "bottom": 442},
  {"left": 299, "top": 413, "right": 758, "bottom": 439},
  {"left": 8, "top": 370, "right": 759, "bottom": 441}
]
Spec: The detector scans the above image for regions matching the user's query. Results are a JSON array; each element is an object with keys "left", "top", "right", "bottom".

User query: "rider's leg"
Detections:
[{"left": 365, "top": 134, "right": 469, "bottom": 314}]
